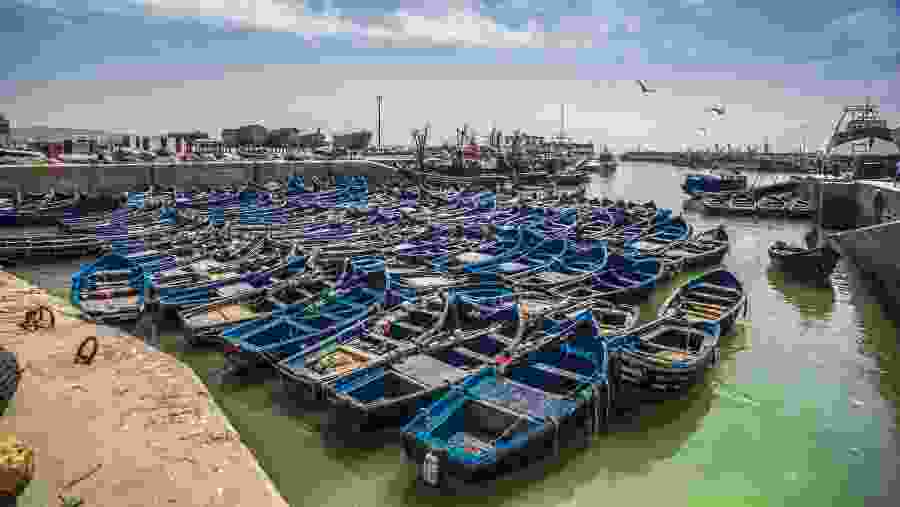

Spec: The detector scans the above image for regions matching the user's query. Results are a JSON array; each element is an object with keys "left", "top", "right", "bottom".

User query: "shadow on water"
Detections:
[{"left": 765, "top": 266, "right": 836, "bottom": 320}]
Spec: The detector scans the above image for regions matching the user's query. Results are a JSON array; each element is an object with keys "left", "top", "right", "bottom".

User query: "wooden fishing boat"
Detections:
[
  {"left": 0, "top": 232, "right": 105, "bottom": 260},
  {"left": 275, "top": 291, "right": 453, "bottom": 400},
  {"left": 220, "top": 257, "right": 413, "bottom": 374},
  {"left": 319, "top": 291, "right": 585, "bottom": 437},
  {"left": 433, "top": 226, "right": 524, "bottom": 274},
  {"left": 464, "top": 229, "right": 568, "bottom": 277},
  {"left": 401, "top": 309, "right": 630, "bottom": 489},
  {"left": 681, "top": 171, "right": 747, "bottom": 198},
  {"left": 786, "top": 198, "right": 814, "bottom": 219},
  {"left": 72, "top": 250, "right": 178, "bottom": 322},
  {"left": 728, "top": 192, "right": 757, "bottom": 215},
  {"left": 701, "top": 193, "right": 730, "bottom": 215},
  {"left": 627, "top": 216, "right": 693, "bottom": 256},
  {"left": 755, "top": 194, "right": 787, "bottom": 217},
  {"left": 178, "top": 258, "right": 337, "bottom": 346},
  {"left": 656, "top": 267, "right": 746, "bottom": 337},
  {"left": 551, "top": 254, "right": 666, "bottom": 305},
  {"left": 501, "top": 240, "right": 608, "bottom": 290},
  {"left": 659, "top": 226, "right": 730, "bottom": 271},
  {"left": 613, "top": 317, "right": 720, "bottom": 400},
  {"left": 768, "top": 241, "right": 840, "bottom": 278}
]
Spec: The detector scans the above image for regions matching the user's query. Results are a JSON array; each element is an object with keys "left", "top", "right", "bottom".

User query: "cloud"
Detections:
[{"left": 132, "top": 0, "right": 599, "bottom": 49}]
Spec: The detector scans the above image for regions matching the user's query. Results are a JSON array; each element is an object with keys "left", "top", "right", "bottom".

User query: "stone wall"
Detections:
[{"left": 0, "top": 160, "right": 399, "bottom": 195}]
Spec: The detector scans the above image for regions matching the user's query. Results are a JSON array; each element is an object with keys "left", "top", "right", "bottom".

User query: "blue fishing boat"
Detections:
[
  {"left": 432, "top": 226, "right": 525, "bottom": 273},
  {"left": 464, "top": 228, "right": 568, "bottom": 277},
  {"left": 274, "top": 291, "right": 453, "bottom": 400},
  {"left": 72, "top": 250, "right": 178, "bottom": 322},
  {"left": 659, "top": 226, "right": 730, "bottom": 271},
  {"left": 220, "top": 257, "right": 412, "bottom": 375},
  {"left": 612, "top": 317, "right": 721, "bottom": 400},
  {"left": 681, "top": 171, "right": 747, "bottom": 198},
  {"left": 551, "top": 254, "right": 666, "bottom": 305},
  {"left": 401, "top": 309, "right": 630, "bottom": 489},
  {"left": 501, "top": 239, "right": 609, "bottom": 290},
  {"left": 628, "top": 215, "right": 693, "bottom": 256},
  {"left": 656, "top": 267, "right": 747, "bottom": 337},
  {"left": 321, "top": 291, "right": 577, "bottom": 438}
]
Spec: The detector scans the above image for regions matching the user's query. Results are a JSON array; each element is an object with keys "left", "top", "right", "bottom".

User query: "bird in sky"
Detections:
[
  {"left": 697, "top": 127, "right": 709, "bottom": 136},
  {"left": 706, "top": 104, "right": 726, "bottom": 116},
  {"left": 636, "top": 80, "right": 656, "bottom": 95}
]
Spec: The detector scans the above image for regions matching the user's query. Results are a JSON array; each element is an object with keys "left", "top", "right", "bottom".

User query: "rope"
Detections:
[{"left": 548, "top": 414, "right": 560, "bottom": 457}]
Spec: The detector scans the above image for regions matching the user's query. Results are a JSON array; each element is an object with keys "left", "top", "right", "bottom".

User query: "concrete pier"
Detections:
[
  {"left": 818, "top": 178, "right": 900, "bottom": 313},
  {"left": 0, "top": 159, "right": 400, "bottom": 195}
]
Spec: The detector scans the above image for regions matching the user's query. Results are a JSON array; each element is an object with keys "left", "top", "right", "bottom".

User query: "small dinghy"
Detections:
[
  {"left": 220, "top": 257, "right": 413, "bottom": 375},
  {"left": 464, "top": 229, "right": 568, "bottom": 277},
  {"left": 701, "top": 193, "right": 730, "bottom": 215},
  {"left": 768, "top": 241, "right": 840, "bottom": 278},
  {"left": 552, "top": 254, "right": 666, "bottom": 305},
  {"left": 502, "top": 240, "right": 608, "bottom": 290},
  {"left": 786, "top": 198, "right": 814, "bottom": 219},
  {"left": 275, "top": 291, "right": 454, "bottom": 399},
  {"left": 659, "top": 226, "right": 730, "bottom": 271},
  {"left": 755, "top": 194, "right": 787, "bottom": 217},
  {"left": 628, "top": 216, "right": 693, "bottom": 256},
  {"left": 656, "top": 267, "right": 746, "bottom": 337},
  {"left": 613, "top": 317, "right": 720, "bottom": 399},
  {"left": 728, "top": 192, "right": 757, "bottom": 215},
  {"left": 401, "top": 310, "right": 629, "bottom": 489}
]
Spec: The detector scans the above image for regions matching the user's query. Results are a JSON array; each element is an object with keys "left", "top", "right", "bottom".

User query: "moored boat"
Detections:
[
  {"left": 613, "top": 317, "right": 720, "bottom": 400},
  {"left": 786, "top": 198, "right": 814, "bottom": 219},
  {"left": 728, "top": 192, "right": 757, "bottom": 215},
  {"left": 551, "top": 254, "right": 667, "bottom": 305},
  {"left": 401, "top": 309, "right": 630, "bottom": 489},
  {"left": 659, "top": 225, "right": 730, "bottom": 271},
  {"left": 656, "top": 267, "right": 746, "bottom": 337},
  {"left": 701, "top": 193, "right": 730, "bottom": 215},
  {"left": 756, "top": 194, "right": 787, "bottom": 217},
  {"left": 768, "top": 241, "right": 840, "bottom": 278}
]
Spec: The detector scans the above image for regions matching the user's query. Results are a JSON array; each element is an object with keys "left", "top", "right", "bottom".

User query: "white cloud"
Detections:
[{"left": 132, "top": 0, "right": 596, "bottom": 49}]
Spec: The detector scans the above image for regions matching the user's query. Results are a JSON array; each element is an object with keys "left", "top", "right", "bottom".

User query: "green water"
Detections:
[{"left": 7, "top": 162, "right": 900, "bottom": 506}]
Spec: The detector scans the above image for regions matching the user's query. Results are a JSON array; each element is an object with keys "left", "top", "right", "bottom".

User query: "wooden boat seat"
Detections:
[
  {"left": 613, "top": 272, "right": 648, "bottom": 286},
  {"left": 685, "top": 291, "right": 734, "bottom": 305},
  {"left": 527, "top": 362, "right": 590, "bottom": 384},
  {"left": 453, "top": 347, "right": 493, "bottom": 364},
  {"left": 692, "top": 282, "right": 740, "bottom": 295}
]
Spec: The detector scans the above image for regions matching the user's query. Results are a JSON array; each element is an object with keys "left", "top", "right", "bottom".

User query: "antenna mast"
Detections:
[{"left": 376, "top": 95, "right": 383, "bottom": 150}]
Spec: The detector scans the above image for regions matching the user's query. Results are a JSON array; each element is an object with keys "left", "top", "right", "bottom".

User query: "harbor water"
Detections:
[{"left": 6, "top": 161, "right": 899, "bottom": 506}]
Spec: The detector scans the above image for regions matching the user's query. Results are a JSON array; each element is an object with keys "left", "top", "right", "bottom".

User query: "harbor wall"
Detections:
[
  {"left": 823, "top": 179, "right": 900, "bottom": 314},
  {"left": 829, "top": 219, "right": 900, "bottom": 314},
  {"left": 805, "top": 179, "right": 859, "bottom": 229},
  {"left": 0, "top": 160, "right": 399, "bottom": 195}
]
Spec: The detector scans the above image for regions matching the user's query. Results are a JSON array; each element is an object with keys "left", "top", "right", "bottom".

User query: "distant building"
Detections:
[
  {"left": 332, "top": 129, "right": 373, "bottom": 151},
  {"left": 237, "top": 125, "right": 268, "bottom": 146},
  {"left": 222, "top": 128, "right": 240, "bottom": 147},
  {"left": 297, "top": 129, "right": 326, "bottom": 148},
  {"left": 0, "top": 114, "right": 9, "bottom": 146},
  {"left": 267, "top": 127, "right": 300, "bottom": 147}
]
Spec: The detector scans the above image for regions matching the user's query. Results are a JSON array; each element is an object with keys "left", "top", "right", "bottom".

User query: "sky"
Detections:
[{"left": 1, "top": 0, "right": 898, "bottom": 152}]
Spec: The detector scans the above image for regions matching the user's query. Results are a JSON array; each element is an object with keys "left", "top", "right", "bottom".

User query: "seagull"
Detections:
[
  {"left": 697, "top": 127, "right": 709, "bottom": 136},
  {"left": 706, "top": 104, "right": 726, "bottom": 116},
  {"left": 636, "top": 80, "right": 656, "bottom": 95}
]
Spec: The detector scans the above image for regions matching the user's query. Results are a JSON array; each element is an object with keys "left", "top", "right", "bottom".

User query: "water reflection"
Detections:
[{"left": 766, "top": 266, "right": 836, "bottom": 320}]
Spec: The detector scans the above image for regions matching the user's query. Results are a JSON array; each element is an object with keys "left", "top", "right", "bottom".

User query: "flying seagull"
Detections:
[
  {"left": 706, "top": 104, "right": 726, "bottom": 116},
  {"left": 636, "top": 80, "right": 656, "bottom": 95},
  {"left": 696, "top": 127, "right": 709, "bottom": 136}
]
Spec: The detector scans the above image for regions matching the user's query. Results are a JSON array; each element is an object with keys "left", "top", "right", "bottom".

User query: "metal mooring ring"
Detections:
[
  {"left": 74, "top": 336, "right": 99, "bottom": 365},
  {"left": 19, "top": 305, "right": 55, "bottom": 332}
]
